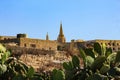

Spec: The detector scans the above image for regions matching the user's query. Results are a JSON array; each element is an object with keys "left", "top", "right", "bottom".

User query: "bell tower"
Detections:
[
  {"left": 57, "top": 23, "right": 66, "bottom": 43},
  {"left": 46, "top": 32, "right": 49, "bottom": 40}
]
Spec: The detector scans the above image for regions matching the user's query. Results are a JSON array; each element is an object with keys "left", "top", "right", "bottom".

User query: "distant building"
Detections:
[{"left": 0, "top": 23, "right": 120, "bottom": 53}]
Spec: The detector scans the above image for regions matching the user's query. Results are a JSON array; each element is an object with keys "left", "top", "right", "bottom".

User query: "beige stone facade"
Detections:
[
  {"left": 0, "top": 24, "right": 120, "bottom": 72},
  {"left": 19, "top": 38, "right": 57, "bottom": 50},
  {"left": 89, "top": 40, "right": 120, "bottom": 52},
  {"left": 0, "top": 24, "right": 120, "bottom": 53}
]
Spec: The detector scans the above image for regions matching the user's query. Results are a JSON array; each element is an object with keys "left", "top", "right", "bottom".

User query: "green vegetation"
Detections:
[
  {"left": 52, "top": 43, "right": 120, "bottom": 80},
  {"left": 0, "top": 43, "right": 120, "bottom": 80},
  {"left": 0, "top": 44, "right": 43, "bottom": 80}
]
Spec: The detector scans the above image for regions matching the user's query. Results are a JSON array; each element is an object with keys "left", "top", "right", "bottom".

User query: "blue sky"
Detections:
[{"left": 0, "top": 0, "right": 120, "bottom": 42}]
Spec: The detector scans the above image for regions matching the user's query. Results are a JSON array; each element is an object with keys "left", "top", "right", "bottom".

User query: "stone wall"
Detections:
[
  {"left": 19, "top": 38, "right": 57, "bottom": 50},
  {"left": 19, "top": 51, "right": 71, "bottom": 72},
  {"left": 93, "top": 40, "right": 120, "bottom": 52},
  {"left": 0, "top": 38, "right": 19, "bottom": 44},
  {"left": 0, "top": 36, "right": 58, "bottom": 50},
  {"left": 5, "top": 45, "right": 72, "bottom": 72},
  {"left": 6, "top": 45, "right": 55, "bottom": 56},
  {"left": 0, "top": 36, "right": 16, "bottom": 40}
]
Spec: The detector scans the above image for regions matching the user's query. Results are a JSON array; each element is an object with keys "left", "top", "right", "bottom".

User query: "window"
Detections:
[
  {"left": 113, "top": 43, "right": 115, "bottom": 46},
  {"left": 108, "top": 43, "right": 111, "bottom": 46},
  {"left": 24, "top": 44, "right": 27, "bottom": 47},
  {"left": 113, "top": 48, "right": 115, "bottom": 51},
  {"left": 30, "top": 44, "right": 36, "bottom": 48}
]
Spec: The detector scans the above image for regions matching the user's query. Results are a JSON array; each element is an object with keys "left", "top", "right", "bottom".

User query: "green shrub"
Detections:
[
  {"left": 0, "top": 44, "right": 43, "bottom": 80},
  {"left": 52, "top": 42, "right": 120, "bottom": 80}
]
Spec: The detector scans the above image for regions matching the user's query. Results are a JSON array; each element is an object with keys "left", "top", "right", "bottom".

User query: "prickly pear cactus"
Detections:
[
  {"left": 100, "top": 64, "right": 110, "bottom": 74},
  {"left": 0, "top": 64, "right": 7, "bottom": 75},
  {"left": 52, "top": 69, "right": 65, "bottom": 80},
  {"left": 86, "top": 73, "right": 109, "bottom": 80},
  {"left": 84, "top": 48, "right": 95, "bottom": 58},
  {"left": 91, "top": 56, "right": 106, "bottom": 71},
  {"left": 63, "top": 61, "right": 73, "bottom": 71},
  {"left": 86, "top": 56, "right": 94, "bottom": 68},
  {"left": 0, "top": 44, "right": 6, "bottom": 53},
  {"left": 94, "top": 43, "right": 102, "bottom": 55},
  {"left": 72, "top": 55, "right": 80, "bottom": 68},
  {"left": 115, "top": 51, "right": 120, "bottom": 64}
]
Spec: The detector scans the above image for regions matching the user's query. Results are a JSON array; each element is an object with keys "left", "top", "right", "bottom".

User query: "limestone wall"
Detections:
[
  {"left": 6, "top": 45, "right": 55, "bottom": 56},
  {"left": 19, "top": 51, "right": 71, "bottom": 72},
  {"left": 0, "top": 36, "right": 16, "bottom": 40},
  {"left": 95, "top": 40, "right": 120, "bottom": 52},
  {"left": 0, "top": 38, "right": 19, "bottom": 44},
  {"left": 5, "top": 45, "right": 72, "bottom": 72},
  {"left": 19, "top": 38, "right": 57, "bottom": 50}
]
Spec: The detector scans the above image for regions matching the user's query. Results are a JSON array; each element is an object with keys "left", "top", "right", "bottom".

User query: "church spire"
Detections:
[
  {"left": 46, "top": 32, "right": 49, "bottom": 40},
  {"left": 57, "top": 22, "right": 66, "bottom": 43},
  {"left": 60, "top": 23, "right": 64, "bottom": 36}
]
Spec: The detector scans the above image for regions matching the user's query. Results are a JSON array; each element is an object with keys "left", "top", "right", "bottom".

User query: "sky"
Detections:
[{"left": 0, "top": 0, "right": 120, "bottom": 42}]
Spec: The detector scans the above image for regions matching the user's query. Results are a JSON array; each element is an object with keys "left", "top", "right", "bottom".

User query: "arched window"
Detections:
[
  {"left": 113, "top": 48, "right": 115, "bottom": 51},
  {"left": 113, "top": 43, "right": 115, "bottom": 46},
  {"left": 108, "top": 43, "right": 111, "bottom": 46}
]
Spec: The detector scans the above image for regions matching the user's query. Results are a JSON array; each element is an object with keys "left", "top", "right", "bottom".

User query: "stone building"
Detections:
[
  {"left": 0, "top": 23, "right": 120, "bottom": 53},
  {"left": 87, "top": 40, "right": 120, "bottom": 52},
  {"left": 0, "top": 23, "right": 66, "bottom": 51},
  {"left": 1, "top": 23, "right": 120, "bottom": 72}
]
